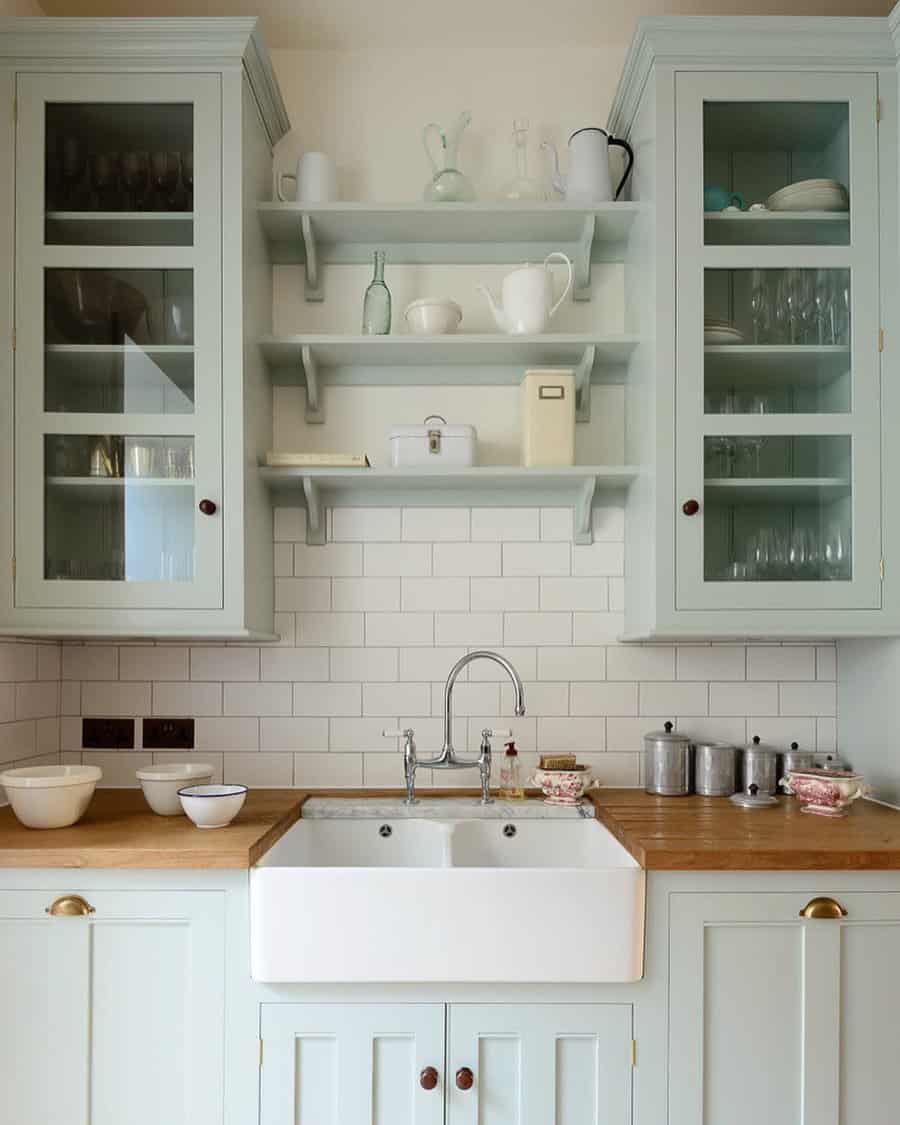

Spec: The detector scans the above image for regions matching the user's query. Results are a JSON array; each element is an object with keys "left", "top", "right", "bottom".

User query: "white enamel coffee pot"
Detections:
[{"left": 542, "top": 127, "right": 634, "bottom": 203}]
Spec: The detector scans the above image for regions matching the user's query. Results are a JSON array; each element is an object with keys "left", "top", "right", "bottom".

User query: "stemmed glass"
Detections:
[
  {"left": 813, "top": 270, "right": 834, "bottom": 346},
  {"left": 150, "top": 151, "right": 181, "bottom": 210},
  {"left": 750, "top": 270, "right": 770, "bottom": 345},
  {"left": 746, "top": 527, "right": 787, "bottom": 580},
  {"left": 121, "top": 151, "right": 150, "bottom": 211},
  {"left": 89, "top": 152, "right": 121, "bottom": 211},
  {"left": 823, "top": 524, "right": 850, "bottom": 580}
]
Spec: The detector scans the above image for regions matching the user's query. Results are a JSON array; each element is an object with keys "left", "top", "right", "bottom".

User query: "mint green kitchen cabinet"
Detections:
[
  {"left": 0, "top": 19, "right": 288, "bottom": 639},
  {"left": 668, "top": 889, "right": 900, "bottom": 1125},
  {"left": 0, "top": 887, "right": 226, "bottom": 1125}
]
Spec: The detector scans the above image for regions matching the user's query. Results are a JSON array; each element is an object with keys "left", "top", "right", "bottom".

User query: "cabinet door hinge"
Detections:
[
  {"left": 880, "top": 558, "right": 885, "bottom": 581},
  {"left": 878, "top": 328, "right": 885, "bottom": 353},
  {"left": 258, "top": 1038, "right": 263, "bottom": 1067},
  {"left": 630, "top": 1039, "right": 637, "bottom": 1067}
]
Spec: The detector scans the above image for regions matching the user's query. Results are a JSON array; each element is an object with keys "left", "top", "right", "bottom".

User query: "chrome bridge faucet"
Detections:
[{"left": 383, "top": 650, "right": 526, "bottom": 805}]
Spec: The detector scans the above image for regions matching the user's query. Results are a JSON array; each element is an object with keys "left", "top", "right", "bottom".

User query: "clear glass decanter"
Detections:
[
  {"left": 500, "top": 118, "right": 543, "bottom": 201},
  {"left": 361, "top": 250, "right": 391, "bottom": 335},
  {"left": 422, "top": 112, "right": 476, "bottom": 203}
]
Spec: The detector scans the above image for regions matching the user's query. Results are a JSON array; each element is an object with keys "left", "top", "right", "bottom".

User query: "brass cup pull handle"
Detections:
[
  {"left": 800, "top": 896, "right": 848, "bottom": 920},
  {"left": 456, "top": 1067, "right": 474, "bottom": 1091},
  {"left": 419, "top": 1066, "right": 439, "bottom": 1091},
  {"left": 46, "top": 894, "right": 95, "bottom": 917}
]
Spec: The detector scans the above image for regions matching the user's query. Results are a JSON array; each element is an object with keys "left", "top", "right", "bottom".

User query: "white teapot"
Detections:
[{"left": 477, "top": 253, "right": 573, "bottom": 335}]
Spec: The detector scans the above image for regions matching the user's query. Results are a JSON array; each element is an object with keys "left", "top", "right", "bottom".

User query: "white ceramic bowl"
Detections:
[
  {"left": 0, "top": 764, "right": 102, "bottom": 829},
  {"left": 178, "top": 783, "right": 248, "bottom": 829},
  {"left": 404, "top": 297, "right": 463, "bottom": 335},
  {"left": 136, "top": 763, "right": 215, "bottom": 816}
]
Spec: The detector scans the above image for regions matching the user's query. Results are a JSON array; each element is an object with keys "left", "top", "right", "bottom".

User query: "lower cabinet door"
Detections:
[
  {"left": 0, "top": 888, "right": 226, "bottom": 1125},
  {"left": 669, "top": 891, "right": 900, "bottom": 1125},
  {"left": 447, "top": 1003, "right": 633, "bottom": 1125},
  {"left": 259, "top": 1002, "right": 445, "bottom": 1125}
]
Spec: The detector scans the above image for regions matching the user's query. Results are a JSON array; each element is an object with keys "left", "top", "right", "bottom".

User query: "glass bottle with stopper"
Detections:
[{"left": 500, "top": 118, "right": 544, "bottom": 201}]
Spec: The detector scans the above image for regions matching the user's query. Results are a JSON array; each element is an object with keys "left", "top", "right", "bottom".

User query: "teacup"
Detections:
[{"left": 704, "top": 185, "right": 746, "bottom": 212}]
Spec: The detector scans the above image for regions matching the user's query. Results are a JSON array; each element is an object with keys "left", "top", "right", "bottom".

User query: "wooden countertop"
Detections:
[
  {"left": 0, "top": 789, "right": 306, "bottom": 869},
  {"left": 589, "top": 789, "right": 900, "bottom": 870}
]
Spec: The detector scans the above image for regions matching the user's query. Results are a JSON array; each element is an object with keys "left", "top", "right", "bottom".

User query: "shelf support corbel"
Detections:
[
  {"left": 575, "top": 475, "right": 598, "bottom": 545},
  {"left": 301, "top": 345, "right": 324, "bottom": 423},
  {"left": 301, "top": 214, "right": 323, "bottom": 301},
  {"left": 574, "top": 214, "right": 595, "bottom": 301},
  {"left": 574, "top": 344, "right": 596, "bottom": 423},
  {"left": 303, "top": 475, "right": 326, "bottom": 545}
]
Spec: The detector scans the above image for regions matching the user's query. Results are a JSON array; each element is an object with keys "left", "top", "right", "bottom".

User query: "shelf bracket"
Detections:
[
  {"left": 301, "top": 345, "right": 324, "bottom": 423},
  {"left": 303, "top": 475, "right": 326, "bottom": 545},
  {"left": 575, "top": 344, "right": 596, "bottom": 423},
  {"left": 574, "top": 214, "right": 595, "bottom": 301},
  {"left": 301, "top": 214, "right": 323, "bottom": 302},
  {"left": 575, "top": 476, "right": 598, "bottom": 545}
]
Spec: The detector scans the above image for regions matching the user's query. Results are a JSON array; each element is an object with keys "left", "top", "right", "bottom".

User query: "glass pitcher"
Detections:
[{"left": 422, "top": 111, "right": 476, "bottom": 202}]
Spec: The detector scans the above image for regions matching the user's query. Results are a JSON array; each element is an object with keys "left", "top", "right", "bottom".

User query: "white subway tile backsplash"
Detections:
[
  {"left": 502, "top": 681, "right": 568, "bottom": 717},
  {"left": 540, "top": 577, "right": 608, "bottom": 612},
  {"left": 465, "top": 647, "right": 537, "bottom": 681},
  {"left": 571, "top": 541, "right": 624, "bottom": 577},
  {"left": 275, "top": 577, "right": 333, "bottom": 613},
  {"left": 433, "top": 542, "right": 500, "bottom": 577},
  {"left": 780, "top": 681, "right": 836, "bottom": 717},
  {"left": 330, "top": 717, "right": 397, "bottom": 752},
  {"left": 153, "top": 751, "right": 224, "bottom": 784},
  {"left": 273, "top": 613, "right": 296, "bottom": 646},
  {"left": 590, "top": 506, "right": 626, "bottom": 541},
  {"left": 296, "top": 612, "right": 364, "bottom": 647},
  {"left": 538, "top": 647, "right": 606, "bottom": 682},
  {"left": 540, "top": 509, "right": 574, "bottom": 542},
  {"left": 332, "top": 508, "right": 401, "bottom": 542},
  {"left": 467, "top": 715, "right": 537, "bottom": 751},
  {"left": 640, "top": 681, "right": 709, "bottom": 717},
  {"left": 503, "top": 613, "right": 572, "bottom": 646},
  {"left": 608, "top": 646, "right": 675, "bottom": 682},
  {"left": 364, "top": 542, "right": 431, "bottom": 577},
  {"left": 80, "top": 751, "right": 152, "bottom": 786},
  {"left": 816, "top": 716, "right": 837, "bottom": 753},
  {"left": 293, "top": 682, "right": 361, "bottom": 717},
  {"left": 580, "top": 752, "right": 639, "bottom": 787},
  {"left": 196, "top": 717, "right": 259, "bottom": 751},
  {"left": 573, "top": 613, "right": 625, "bottom": 644},
  {"left": 0, "top": 642, "right": 37, "bottom": 682},
  {"left": 82, "top": 681, "right": 149, "bottom": 717},
  {"left": 502, "top": 542, "right": 571, "bottom": 577},
  {"left": 402, "top": 577, "right": 469, "bottom": 612},
  {"left": 295, "top": 752, "right": 363, "bottom": 788},
  {"left": 677, "top": 645, "right": 745, "bottom": 682},
  {"left": 435, "top": 613, "right": 503, "bottom": 647},
  {"left": 295, "top": 542, "right": 362, "bottom": 577},
  {"left": 0, "top": 683, "right": 13, "bottom": 724},
  {"left": 432, "top": 681, "right": 499, "bottom": 717},
  {"left": 273, "top": 506, "right": 307, "bottom": 542},
  {"left": 261, "top": 647, "right": 330, "bottom": 682},
  {"left": 364, "top": 683, "right": 431, "bottom": 717},
  {"left": 470, "top": 578, "right": 538, "bottom": 612},
  {"left": 747, "top": 646, "right": 815, "bottom": 682},
  {"left": 536, "top": 717, "right": 605, "bottom": 752},
  {"left": 154, "top": 681, "right": 222, "bottom": 717},
  {"left": 607, "top": 716, "right": 663, "bottom": 752},
  {"left": 260, "top": 716, "right": 328, "bottom": 751},
  {"left": 399, "top": 647, "right": 467, "bottom": 682},
  {"left": 363, "top": 751, "right": 414, "bottom": 787},
  {"left": 746, "top": 717, "right": 816, "bottom": 751},
  {"left": 402, "top": 508, "right": 470, "bottom": 541},
  {"left": 472, "top": 508, "right": 539, "bottom": 542},
  {"left": 680, "top": 716, "right": 747, "bottom": 746},
  {"left": 15, "top": 682, "right": 59, "bottom": 721},
  {"left": 191, "top": 647, "right": 260, "bottom": 682},
  {"left": 119, "top": 646, "right": 189, "bottom": 682},
  {"left": 709, "top": 681, "right": 778, "bottom": 717},
  {"left": 366, "top": 612, "right": 434, "bottom": 647},
  {"left": 571, "top": 682, "right": 639, "bottom": 716},
  {"left": 332, "top": 577, "right": 401, "bottom": 612},
  {"left": 223, "top": 682, "right": 291, "bottom": 717},
  {"left": 331, "top": 648, "right": 398, "bottom": 683},
  {"left": 816, "top": 646, "right": 837, "bottom": 681},
  {"left": 608, "top": 578, "right": 625, "bottom": 613},
  {"left": 273, "top": 543, "right": 293, "bottom": 577},
  {"left": 224, "top": 752, "right": 293, "bottom": 787},
  {"left": 37, "top": 646, "right": 61, "bottom": 682},
  {"left": 63, "top": 645, "right": 117, "bottom": 682}
]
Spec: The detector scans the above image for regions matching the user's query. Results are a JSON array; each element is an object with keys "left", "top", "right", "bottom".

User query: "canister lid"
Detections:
[
  {"left": 694, "top": 740, "right": 734, "bottom": 753},
  {"left": 644, "top": 720, "right": 691, "bottom": 743},
  {"left": 745, "top": 734, "right": 777, "bottom": 757}
]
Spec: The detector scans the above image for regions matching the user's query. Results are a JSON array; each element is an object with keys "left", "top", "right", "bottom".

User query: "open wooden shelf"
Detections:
[{"left": 261, "top": 464, "right": 638, "bottom": 545}]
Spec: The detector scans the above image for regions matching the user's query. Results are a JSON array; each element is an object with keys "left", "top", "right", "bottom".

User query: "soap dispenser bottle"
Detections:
[{"left": 499, "top": 740, "right": 524, "bottom": 800}]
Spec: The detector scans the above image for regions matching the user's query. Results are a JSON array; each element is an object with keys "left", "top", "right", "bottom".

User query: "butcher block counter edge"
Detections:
[{"left": 588, "top": 790, "right": 900, "bottom": 870}]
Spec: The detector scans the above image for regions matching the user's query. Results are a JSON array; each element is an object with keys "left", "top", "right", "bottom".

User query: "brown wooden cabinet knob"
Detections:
[
  {"left": 198, "top": 499, "right": 217, "bottom": 516},
  {"left": 419, "top": 1066, "right": 439, "bottom": 1091},
  {"left": 455, "top": 1067, "right": 474, "bottom": 1091},
  {"left": 682, "top": 499, "right": 700, "bottom": 516}
]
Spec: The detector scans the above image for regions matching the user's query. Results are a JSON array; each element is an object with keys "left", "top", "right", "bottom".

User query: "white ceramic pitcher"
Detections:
[
  {"left": 542, "top": 127, "right": 634, "bottom": 203},
  {"left": 477, "top": 253, "right": 574, "bottom": 335}
]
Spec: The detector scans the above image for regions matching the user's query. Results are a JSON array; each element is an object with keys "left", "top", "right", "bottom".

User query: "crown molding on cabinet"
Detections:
[
  {"left": 0, "top": 17, "right": 290, "bottom": 147},
  {"left": 608, "top": 15, "right": 896, "bottom": 137}
]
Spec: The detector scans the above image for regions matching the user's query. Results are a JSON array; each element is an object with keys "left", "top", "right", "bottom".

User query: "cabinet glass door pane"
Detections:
[
  {"left": 45, "top": 103, "right": 193, "bottom": 247},
  {"left": 45, "top": 268, "right": 194, "bottom": 413},
  {"left": 45, "top": 435, "right": 195, "bottom": 582},
  {"left": 704, "top": 434, "right": 851, "bottom": 583},
  {"left": 705, "top": 268, "right": 850, "bottom": 413},
  {"left": 704, "top": 101, "right": 849, "bottom": 246}
]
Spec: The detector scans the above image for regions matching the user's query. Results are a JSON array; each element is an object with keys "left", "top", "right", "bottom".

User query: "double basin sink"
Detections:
[{"left": 250, "top": 814, "right": 645, "bottom": 984}]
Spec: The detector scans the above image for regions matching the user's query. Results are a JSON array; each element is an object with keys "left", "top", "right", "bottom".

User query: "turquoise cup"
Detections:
[{"left": 704, "top": 185, "right": 746, "bottom": 212}]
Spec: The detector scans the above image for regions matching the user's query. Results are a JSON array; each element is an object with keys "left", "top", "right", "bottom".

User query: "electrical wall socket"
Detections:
[{"left": 82, "top": 718, "right": 135, "bottom": 750}]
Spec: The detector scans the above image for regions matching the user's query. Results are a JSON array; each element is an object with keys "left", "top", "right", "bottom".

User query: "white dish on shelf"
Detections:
[
  {"left": 766, "top": 179, "right": 848, "bottom": 212},
  {"left": 404, "top": 297, "right": 463, "bottom": 335},
  {"left": 136, "top": 763, "right": 215, "bottom": 816},
  {"left": 179, "top": 783, "right": 248, "bottom": 828},
  {"left": 0, "top": 764, "right": 102, "bottom": 829},
  {"left": 704, "top": 326, "right": 745, "bottom": 345}
]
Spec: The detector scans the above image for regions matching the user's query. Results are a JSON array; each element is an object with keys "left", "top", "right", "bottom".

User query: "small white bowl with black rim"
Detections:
[{"left": 178, "top": 783, "right": 248, "bottom": 829}]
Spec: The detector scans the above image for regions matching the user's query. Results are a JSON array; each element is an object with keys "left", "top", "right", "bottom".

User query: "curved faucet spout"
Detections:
[{"left": 443, "top": 650, "right": 526, "bottom": 759}]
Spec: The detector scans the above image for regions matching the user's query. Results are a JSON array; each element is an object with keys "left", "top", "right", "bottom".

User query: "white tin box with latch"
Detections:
[{"left": 389, "top": 415, "right": 477, "bottom": 467}]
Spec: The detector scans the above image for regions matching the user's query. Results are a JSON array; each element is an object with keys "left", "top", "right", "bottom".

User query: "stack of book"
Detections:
[{"left": 265, "top": 452, "right": 370, "bottom": 468}]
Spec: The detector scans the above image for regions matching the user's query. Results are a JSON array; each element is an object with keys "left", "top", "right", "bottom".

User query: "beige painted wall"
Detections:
[{"left": 0, "top": 0, "right": 44, "bottom": 15}]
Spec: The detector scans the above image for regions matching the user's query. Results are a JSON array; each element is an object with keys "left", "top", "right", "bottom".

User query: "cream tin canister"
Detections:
[{"left": 521, "top": 368, "right": 575, "bottom": 467}]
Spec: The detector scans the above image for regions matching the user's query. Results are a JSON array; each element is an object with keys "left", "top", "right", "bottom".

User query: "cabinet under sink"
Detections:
[{"left": 249, "top": 817, "right": 645, "bottom": 984}]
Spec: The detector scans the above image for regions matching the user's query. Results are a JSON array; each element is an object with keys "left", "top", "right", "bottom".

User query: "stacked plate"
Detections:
[
  {"left": 704, "top": 317, "right": 744, "bottom": 346},
  {"left": 766, "top": 178, "right": 849, "bottom": 213}
]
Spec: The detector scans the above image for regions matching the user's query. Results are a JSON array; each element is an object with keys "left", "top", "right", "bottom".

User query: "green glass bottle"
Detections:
[{"left": 362, "top": 250, "right": 391, "bottom": 335}]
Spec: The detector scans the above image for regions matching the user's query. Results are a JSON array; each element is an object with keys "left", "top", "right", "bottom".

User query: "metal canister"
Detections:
[
  {"left": 779, "top": 741, "right": 815, "bottom": 794},
  {"left": 644, "top": 722, "right": 692, "bottom": 796},
  {"left": 694, "top": 741, "right": 737, "bottom": 796},
  {"left": 741, "top": 735, "right": 778, "bottom": 796}
]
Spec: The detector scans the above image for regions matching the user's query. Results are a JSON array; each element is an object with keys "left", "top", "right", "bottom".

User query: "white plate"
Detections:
[
  {"left": 704, "top": 327, "right": 745, "bottom": 345},
  {"left": 767, "top": 179, "right": 848, "bottom": 212}
]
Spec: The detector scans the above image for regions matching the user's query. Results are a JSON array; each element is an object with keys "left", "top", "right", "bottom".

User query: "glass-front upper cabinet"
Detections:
[
  {"left": 14, "top": 73, "right": 222, "bottom": 610},
  {"left": 674, "top": 72, "right": 882, "bottom": 612}
]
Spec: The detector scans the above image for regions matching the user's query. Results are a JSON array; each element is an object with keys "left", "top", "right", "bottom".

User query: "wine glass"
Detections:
[
  {"left": 121, "top": 151, "right": 150, "bottom": 211},
  {"left": 150, "top": 151, "right": 180, "bottom": 210},
  {"left": 813, "top": 270, "right": 834, "bottom": 346},
  {"left": 823, "top": 524, "right": 850, "bottom": 580},
  {"left": 89, "top": 152, "right": 120, "bottom": 211},
  {"left": 750, "top": 269, "right": 770, "bottom": 345}
]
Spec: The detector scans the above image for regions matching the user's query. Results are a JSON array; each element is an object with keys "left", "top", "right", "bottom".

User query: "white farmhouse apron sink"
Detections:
[{"left": 250, "top": 817, "right": 645, "bottom": 983}]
